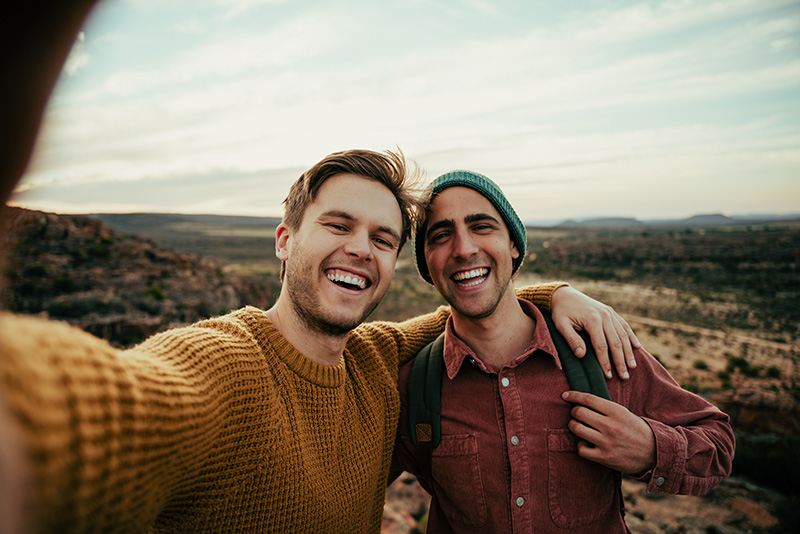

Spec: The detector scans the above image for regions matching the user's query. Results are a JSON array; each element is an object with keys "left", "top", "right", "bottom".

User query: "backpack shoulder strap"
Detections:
[
  {"left": 408, "top": 332, "right": 446, "bottom": 448},
  {"left": 406, "top": 332, "right": 445, "bottom": 478},
  {"left": 404, "top": 312, "right": 611, "bottom": 465},
  {"left": 542, "top": 312, "right": 611, "bottom": 401}
]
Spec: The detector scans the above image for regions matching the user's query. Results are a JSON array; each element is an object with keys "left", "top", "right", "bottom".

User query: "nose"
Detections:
[
  {"left": 452, "top": 228, "right": 478, "bottom": 259},
  {"left": 343, "top": 228, "right": 373, "bottom": 260}
]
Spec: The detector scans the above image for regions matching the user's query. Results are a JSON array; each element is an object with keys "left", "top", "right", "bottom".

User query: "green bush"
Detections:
[
  {"left": 766, "top": 366, "right": 782, "bottom": 379},
  {"left": 52, "top": 276, "right": 75, "bottom": 293},
  {"left": 46, "top": 299, "right": 100, "bottom": 318},
  {"left": 145, "top": 286, "right": 165, "bottom": 301}
]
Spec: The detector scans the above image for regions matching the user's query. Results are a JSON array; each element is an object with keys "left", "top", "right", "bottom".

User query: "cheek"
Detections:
[
  {"left": 425, "top": 247, "right": 447, "bottom": 273},
  {"left": 378, "top": 253, "right": 397, "bottom": 279}
]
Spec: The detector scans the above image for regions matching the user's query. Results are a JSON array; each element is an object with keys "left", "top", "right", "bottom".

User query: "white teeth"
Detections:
[
  {"left": 327, "top": 272, "right": 367, "bottom": 289},
  {"left": 453, "top": 268, "right": 488, "bottom": 281}
]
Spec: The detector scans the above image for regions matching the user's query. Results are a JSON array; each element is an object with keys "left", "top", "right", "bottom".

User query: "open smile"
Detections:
[
  {"left": 451, "top": 267, "right": 489, "bottom": 288},
  {"left": 325, "top": 268, "right": 371, "bottom": 291}
]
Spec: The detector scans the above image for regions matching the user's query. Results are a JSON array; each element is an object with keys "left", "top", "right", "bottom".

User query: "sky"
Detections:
[{"left": 10, "top": 0, "right": 800, "bottom": 224}]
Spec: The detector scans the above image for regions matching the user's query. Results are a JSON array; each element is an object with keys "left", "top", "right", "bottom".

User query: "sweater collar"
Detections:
[{"left": 239, "top": 306, "right": 347, "bottom": 388}]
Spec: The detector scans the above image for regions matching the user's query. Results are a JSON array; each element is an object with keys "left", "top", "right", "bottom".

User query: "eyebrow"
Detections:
[
  {"left": 425, "top": 218, "right": 455, "bottom": 241},
  {"left": 321, "top": 209, "right": 402, "bottom": 243},
  {"left": 424, "top": 213, "right": 501, "bottom": 242},
  {"left": 465, "top": 213, "right": 501, "bottom": 225}
]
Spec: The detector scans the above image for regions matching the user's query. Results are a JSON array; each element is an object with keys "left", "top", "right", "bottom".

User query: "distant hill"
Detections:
[
  {"left": 89, "top": 212, "right": 282, "bottom": 232},
  {"left": 558, "top": 217, "right": 645, "bottom": 228},
  {"left": 86, "top": 212, "right": 281, "bottom": 266},
  {"left": 1, "top": 207, "right": 278, "bottom": 347},
  {"left": 548, "top": 212, "right": 800, "bottom": 229},
  {"left": 82, "top": 210, "right": 800, "bottom": 233}
]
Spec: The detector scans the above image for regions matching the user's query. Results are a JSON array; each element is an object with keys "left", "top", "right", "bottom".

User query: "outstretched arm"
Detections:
[{"left": 516, "top": 285, "right": 641, "bottom": 379}]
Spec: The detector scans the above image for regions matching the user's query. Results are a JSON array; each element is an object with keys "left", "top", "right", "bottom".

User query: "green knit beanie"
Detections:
[{"left": 413, "top": 170, "right": 527, "bottom": 284}]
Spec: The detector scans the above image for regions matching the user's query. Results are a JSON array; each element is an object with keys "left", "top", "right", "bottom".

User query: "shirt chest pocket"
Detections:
[
  {"left": 430, "top": 434, "right": 487, "bottom": 527},
  {"left": 547, "top": 429, "right": 618, "bottom": 529}
]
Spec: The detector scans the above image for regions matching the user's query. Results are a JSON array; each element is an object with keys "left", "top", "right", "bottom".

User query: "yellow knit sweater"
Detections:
[{"left": 0, "top": 284, "right": 561, "bottom": 533}]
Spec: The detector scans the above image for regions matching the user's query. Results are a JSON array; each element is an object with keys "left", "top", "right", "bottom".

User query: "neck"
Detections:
[
  {"left": 450, "top": 285, "right": 535, "bottom": 369},
  {"left": 265, "top": 296, "right": 349, "bottom": 367}
]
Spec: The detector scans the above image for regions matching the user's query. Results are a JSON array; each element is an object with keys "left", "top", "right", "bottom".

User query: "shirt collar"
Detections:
[{"left": 443, "top": 299, "right": 562, "bottom": 379}]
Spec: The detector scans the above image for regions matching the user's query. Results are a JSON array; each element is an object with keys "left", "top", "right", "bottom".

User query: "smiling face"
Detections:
[
  {"left": 423, "top": 186, "right": 520, "bottom": 320},
  {"left": 276, "top": 173, "right": 403, "bottom": 336}
]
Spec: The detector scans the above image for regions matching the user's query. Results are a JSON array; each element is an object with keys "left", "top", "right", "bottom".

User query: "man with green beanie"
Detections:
[{"left": 391, "top": 170, "right": 735, "bottom": 533}]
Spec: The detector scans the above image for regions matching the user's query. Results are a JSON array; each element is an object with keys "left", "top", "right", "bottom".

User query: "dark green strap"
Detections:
[
  {"left": 406, "top": 313, "right": 611, "bottom": 458},
  {"left": 542, "top": 313, "right": 611, "bottom": 400},
  {"left": 408, "top": 332, "right": 445, "bottom": 448}
]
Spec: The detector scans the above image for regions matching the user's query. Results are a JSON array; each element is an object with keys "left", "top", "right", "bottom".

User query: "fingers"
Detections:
[
  {"left": 571, "top": 306, "right": 629, "bottom": 380},
  {"left": 604, "top": 314, "right": 632, "bottom": 380},
  {"left": 584, "top": 320, "right": 613, "bottom": 378},
  {"left": 618, "top": 315, "right": 641, "bottom": 362},
  {"left": 554, "top": 316, "right": 587, "bottom": 358},
  {"left": 561, "top": 390, "right": 615, "bottom": 415}
]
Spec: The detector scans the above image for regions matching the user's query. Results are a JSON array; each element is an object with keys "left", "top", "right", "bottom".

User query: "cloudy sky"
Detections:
[{"left": 10, "top": 0, "right": 800, "bottom": 223}]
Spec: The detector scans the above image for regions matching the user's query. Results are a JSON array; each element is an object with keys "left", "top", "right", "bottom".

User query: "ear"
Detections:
[
  {"left": 511, "top": 241, "right": 520, "bottom": 260},
  {"left": 275, "top": 223, "right": 291, "bottom": 261}
]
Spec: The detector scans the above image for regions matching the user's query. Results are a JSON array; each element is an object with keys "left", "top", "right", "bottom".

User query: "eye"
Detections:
[
  {"left": 472, "top": 222, "right": 496, "bottom": 233},
  {"left": 372, "top": 235, "right": 397, "bottom": 251},
  {"left": 428, "top": 230, "right": 451, "bottom": 244},
  {"left": 327, "top": 223, "right": 348, "bottom": 232}
]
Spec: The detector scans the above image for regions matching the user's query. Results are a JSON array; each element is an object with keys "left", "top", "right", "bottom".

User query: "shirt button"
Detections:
[
  {"left": 655, "top": 476, "right": 666, "bottom": 486},
  {"left": 511, "top": 435, "right": 520, "bottom": 446},
  {"left": 516, "top": 496, "right": 525, "bottom": 507},
  {"left": 501, "top": 377, "right": 510, "bottom": 387}
]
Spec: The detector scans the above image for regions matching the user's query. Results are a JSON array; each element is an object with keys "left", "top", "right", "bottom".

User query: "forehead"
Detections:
[
  {"left": 307, "top": 173, "right": 403, "bottom": 230},
  {"left": 428, "top": 186, "right": 503, "bottom": 222}
]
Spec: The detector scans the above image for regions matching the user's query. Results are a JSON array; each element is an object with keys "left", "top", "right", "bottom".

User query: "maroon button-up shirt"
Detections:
[{"left": 391, "top": 300, "right": 734, "bottom": 533}]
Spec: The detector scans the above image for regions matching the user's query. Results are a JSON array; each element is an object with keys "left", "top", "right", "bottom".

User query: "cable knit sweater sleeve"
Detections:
[{"left": 0, "top": 310, "right": 269, "bottom": 533}]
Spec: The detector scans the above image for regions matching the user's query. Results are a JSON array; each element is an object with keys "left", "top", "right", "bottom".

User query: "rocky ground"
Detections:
[
  {"left": 382, "top": 473, "right": 787, "bottom": 534},
  {"left": 0, "top": 207, "right": 276, "bottom": 347}
]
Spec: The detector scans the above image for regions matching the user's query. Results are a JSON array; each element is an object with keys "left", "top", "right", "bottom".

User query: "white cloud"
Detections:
[
  {"left": 17, "top": 0, "right": 800, "bottom": 220},
  {"left": 216, "top": 0, "right": 288, "bottom": 20}
]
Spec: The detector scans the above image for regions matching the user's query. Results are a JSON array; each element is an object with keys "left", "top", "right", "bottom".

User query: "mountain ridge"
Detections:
[{"left": 81, "top": 211, "right": 800, "bottom": 230}]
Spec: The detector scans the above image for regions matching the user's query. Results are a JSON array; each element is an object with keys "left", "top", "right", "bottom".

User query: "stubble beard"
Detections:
[
  {"left": 284, "top": 257, "right": 382, "bottom": 338},
  {"left": 446, "top": 284, "right": 504, "bottom": 320},
  {"left": 440, "top": 260, "right": 510, "bottom": 321}
]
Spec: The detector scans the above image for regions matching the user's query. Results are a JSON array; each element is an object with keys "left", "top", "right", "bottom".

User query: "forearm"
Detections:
[
  {"left": 627, "top": 351, "right": 735, "bottom": 495},
  {"left": 0, "top": 313, "right": 249, "bottom": 532},
  {"left": 362, "top": 305, "right": 452, "bottom": 365},
  {"left": 640, "top": 415, "right": 734, "bottom": 495}
]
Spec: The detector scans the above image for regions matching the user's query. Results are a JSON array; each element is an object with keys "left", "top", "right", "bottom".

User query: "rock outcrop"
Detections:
[{"left": 1, "top": 207, "right": 276, "bottom": 347}]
